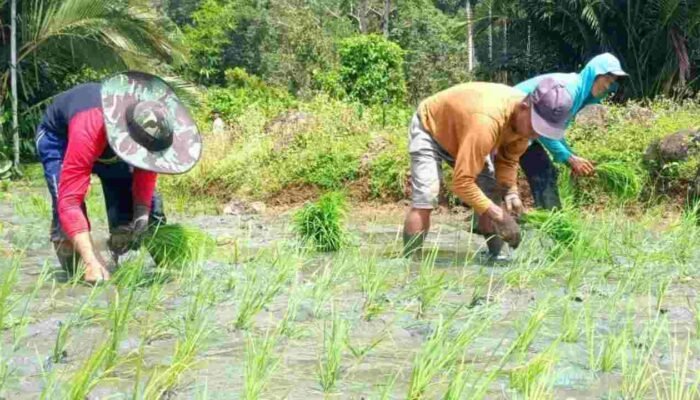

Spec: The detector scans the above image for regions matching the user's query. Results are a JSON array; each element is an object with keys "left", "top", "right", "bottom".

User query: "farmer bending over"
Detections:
[
  {"left": 36, "top": 72, "right": 202, "bottom": 283},
  {"left": 515, "top": 53, "right": 628, "bottom": 210},
  {"left": 403, "top": 78, "right": 573, "bottom": 257}
]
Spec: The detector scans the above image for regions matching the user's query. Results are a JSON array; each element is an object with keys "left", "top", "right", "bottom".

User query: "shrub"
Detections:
[
  {"left": 369, "top": 147, "right": 408, "bottom": 200},
  {"left": 338, "top": 35, "right": 407, "bottom": 106}
]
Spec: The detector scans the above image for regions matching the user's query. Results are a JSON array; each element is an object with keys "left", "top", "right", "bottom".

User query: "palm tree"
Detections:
[
  {"left": 0, "top": 0, "right": 186, "bottom": 167},
  {"left": 522, "top": 0, "right": 700, "bottom": 97}
]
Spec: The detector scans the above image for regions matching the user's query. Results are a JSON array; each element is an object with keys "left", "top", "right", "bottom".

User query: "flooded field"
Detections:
[{"left": 1, "top": 185, "right": 700, "bottom": 399}]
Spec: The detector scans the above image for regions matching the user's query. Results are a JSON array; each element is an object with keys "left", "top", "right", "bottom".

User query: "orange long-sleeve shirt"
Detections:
[{"left": 418, "top": 82, "right": 529, "bottom": 215}]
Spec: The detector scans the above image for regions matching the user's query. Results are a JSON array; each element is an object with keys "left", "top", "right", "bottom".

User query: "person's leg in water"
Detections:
[
  {"left": 36, "top": 126, "right": 86, "bottom": 275},
  {"left": 519, "top": 141, "right": 561, "bottom": 210},
  {"left": 403, "top": 114, "right": 446, "bottom": 257}
]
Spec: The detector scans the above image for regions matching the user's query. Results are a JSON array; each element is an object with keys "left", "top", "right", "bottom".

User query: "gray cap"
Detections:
[{"left": 530, "top": 77, "right": 573, "bottom": 140}]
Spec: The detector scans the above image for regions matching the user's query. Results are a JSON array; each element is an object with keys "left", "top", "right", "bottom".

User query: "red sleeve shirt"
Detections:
[{"left": 57, "top": 108, "right": 158, "bottom": 239}]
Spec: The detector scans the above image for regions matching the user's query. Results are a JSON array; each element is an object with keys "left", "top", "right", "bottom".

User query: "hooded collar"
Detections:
[{"left": 565, "top": 53, "right": 627, "bottom": 116}]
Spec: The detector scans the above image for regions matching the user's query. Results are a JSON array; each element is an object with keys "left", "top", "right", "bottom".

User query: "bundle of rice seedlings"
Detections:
[
  {"left": 293, "top": 192, "right": 347, "bottom": 252},
  {"left": 595, "top": 162, "right": 642, "bottom": 200},
  {"left": 144, "top": 224, "right": 215, "bottom": 267},
  {"left": 521, "top": 209, "right": 580, "bottom": 248}
]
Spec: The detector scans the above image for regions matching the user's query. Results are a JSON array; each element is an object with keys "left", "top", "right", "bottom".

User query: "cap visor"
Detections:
[
  {"left": 531, "top": 108, "right": 566, "bottom": 140},
  {"left": 610, "top": 70, "right": 628, "bottom": 77}
]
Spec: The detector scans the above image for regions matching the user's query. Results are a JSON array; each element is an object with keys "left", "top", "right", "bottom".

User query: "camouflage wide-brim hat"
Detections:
[{"left": 101, "top": 71, "right": 202, "bottom": 175}]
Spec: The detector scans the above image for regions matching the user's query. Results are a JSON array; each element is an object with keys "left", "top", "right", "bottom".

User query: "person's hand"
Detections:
[
  {"left": 491, "top": 212, "right": 521, "bottom": 248},
  {"left": 504, "top": 193, "right": 523, "bottom": 215},
  {"left": 485, "top": 204, "right": 504, "bottom": 222},
  {"left": 132, "top": 204, "right": 150, "bottom": 237},
  {"left": 568, "top": 155, "right": 595, "bottom": 176},
  {"left": 83, "top": 256, "right": 110, "bottom": 283}
]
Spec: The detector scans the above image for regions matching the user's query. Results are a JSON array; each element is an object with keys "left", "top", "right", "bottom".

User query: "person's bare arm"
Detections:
[{"left": 72, "top": 232, "right": 110, "bottom": 281}]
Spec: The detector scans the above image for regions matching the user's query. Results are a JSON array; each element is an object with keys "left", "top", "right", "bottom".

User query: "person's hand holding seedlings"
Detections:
[
  {"left": 569, "top": 155, "right": 595, "bottom": 176},
  {"left": 485, "top": 204, "right": 521, "bottom": 248}
]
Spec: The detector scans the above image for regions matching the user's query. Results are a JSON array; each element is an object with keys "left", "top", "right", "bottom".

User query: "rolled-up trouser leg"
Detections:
[
  {"left": 519, "top": 142, "right": 561, "bottom": 210},
  {"left": 404, "top": 113, "right": 453, "bottom": 258}
]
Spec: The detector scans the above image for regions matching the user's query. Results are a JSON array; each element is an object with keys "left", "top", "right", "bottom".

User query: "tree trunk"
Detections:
[
  {"left": 502, "top": 19, "right": 507, "bottom": 57},
  {"left": 527, "top": 22, "right": 531, "bottom": 58},
  {"left": 382, "top": 0, "right": 390, "bottom": 37},
  {"left": 11, "top": 0, "right": 20, "bottom": 170},
  {"left": 488, "top": 5, "right": 493, "bottom": 62},
  {"left": 358, "top": 0, "right": 368, "bottom": 33},
  {"left": 466, "top": 0, "right": 474, "bottom": 72}
]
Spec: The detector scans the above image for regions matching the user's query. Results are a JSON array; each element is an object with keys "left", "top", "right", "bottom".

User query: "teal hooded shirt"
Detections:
[{"left": 515, "top": 53, "right": 625, "bottom": 163}]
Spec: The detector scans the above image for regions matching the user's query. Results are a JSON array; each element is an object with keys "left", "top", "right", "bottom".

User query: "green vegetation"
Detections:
[
  {"left": 596, "top": 162, "right": 643, "bottom": 201},
  {"left": 293, "top": 192, "right": 348, "bottom": 252},
  {"left": 145, "top": 224, "right": 215, "bottom": 268},
  {"left": 1, "top": 193, "right": 700, "bottom": 397},
  {"left": 3, "top": 1, "right": 700, "bottom": 399}
]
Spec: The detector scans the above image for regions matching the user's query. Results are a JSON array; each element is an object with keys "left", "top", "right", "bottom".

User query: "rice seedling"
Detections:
[
  {"left": 406, "top": 312, "right": 489, "bottom": 399},
  {"left": 345, "top": 329, "right": 387, "bottom": 361},
  {"left": 309, "top": 260, "right": 348, "bottom": 317},
  {"left": 509, "top": 350, "right": 557, "bottom": 397},
  {"left": 13, "top": 260, "right": 52, "bottom": 349},
  {"left": 443, "top": 356, "right": 469, "bottom": 400},
  {"left": 318, "top": 308, "right": 347, "bottom": 392},
  {"left": 293, "top": 191, "right": 348, "bottom": 252},
  {"left": 511, "top": 299, "right": 551, "bottom": 355},
  {"left": 234, "top": 251, "right": 296, "bottom": 330},
  {"left": 105, "top": 288, "right": 137, "bottom": 369},
  {"left": 0, "top": 256, "right": 21, "bottom": 330},
  {"left": 595, "top": 161, "right": 643, "bottom": 201},
  {"left": 49, "top": 320, "right": 72, "bottom": 365},
  {"left": 651, "top": 333, "right": 699, "bottom": 400},
  {"left": 376, "top": 371, "right": 400, "bottom": 400},
  {"left": 598, "top": 330, "right": 627, "bottom": 372},
  {"left": 244, "top": 330, "right": 280, "bottom": 400},
  {"left": 358, "top": 256, "right": 392, "bottom": 320},
  {"left": 560, "top": 303, "right": 582, "bottom": 343},
  {"left": 13, "top": 194, "right": 51, "bottom": 219},
  {"left": 142, "top": 316, "right": 211, "bottom": 399},
  {"left": 276, "top": 287, "right": 303, "bottom": 338},
  {"left": 655, "top": 278, "right": 671, "bottom": 315},
  {"left": 37, "top": 347, "right": 61, "bottom": 399},
  {"left": 144, "top": 223, "right": 215, "bottom": 268},
  {"left": 408, "top": 246, "right": 446, "bottom": 318},
  {"left": 620, "top": 316, "right": 666, "bottom": 399},
  {"left": 688, "top": 299, "right": 700, "bottom": 340},
  {"left": 185, "top": 278, "right": 217, "bottom": 324},
  {"left": 66, "top": 340, "right": 112, "bottom": 400},
  {"left": 521, "top": 209, "right": 580, "bottom": 251},
  {"left": 0, "top": 345, "right": 11, "bottom": 395}
]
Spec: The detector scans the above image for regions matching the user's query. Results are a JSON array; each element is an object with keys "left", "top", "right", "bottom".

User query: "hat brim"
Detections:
[
  {"left": 531, "top": 106, "right": 567, "bottom": 140},
  {"left": 610, "top": 70, "right": 629, "bottom": 77},
  {"left": 101, "top": 71, "right": 202, "bottom": 175}
]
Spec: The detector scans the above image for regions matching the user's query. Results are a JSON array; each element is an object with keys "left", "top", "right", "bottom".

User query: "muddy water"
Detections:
[{"left": 1, "top": 186, "right": 700, "bottom": 399}]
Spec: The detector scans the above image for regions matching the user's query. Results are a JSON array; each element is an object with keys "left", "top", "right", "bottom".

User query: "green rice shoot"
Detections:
[
  {"left": 144, "top": 224, "right": 215, "bottom": 267},
  {"left": 293, "top": 191, "right": 348, "bottom": 252},
  {"left": 595, "top": 162, "right": 642, "bottom": 200},
  {"left": 521, "top": 209, "right": 580, "bottom": 248}
]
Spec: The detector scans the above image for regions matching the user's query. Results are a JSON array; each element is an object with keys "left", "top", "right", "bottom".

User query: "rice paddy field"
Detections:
[{"left": 1, "top": 181, "right": 700, "bottom": 399}]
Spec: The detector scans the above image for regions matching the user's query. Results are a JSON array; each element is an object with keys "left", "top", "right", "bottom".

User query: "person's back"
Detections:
[
  {"left": 418, "top": 82, "right": 527, "bottom": 159},
  {"left": 40, "top": 83, "right": 102, "bottom": 137}
]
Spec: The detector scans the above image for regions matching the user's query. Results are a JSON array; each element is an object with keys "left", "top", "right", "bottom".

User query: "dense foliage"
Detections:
[{"left": 1, "top": 0, "right": 699, "bottom": 182}]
